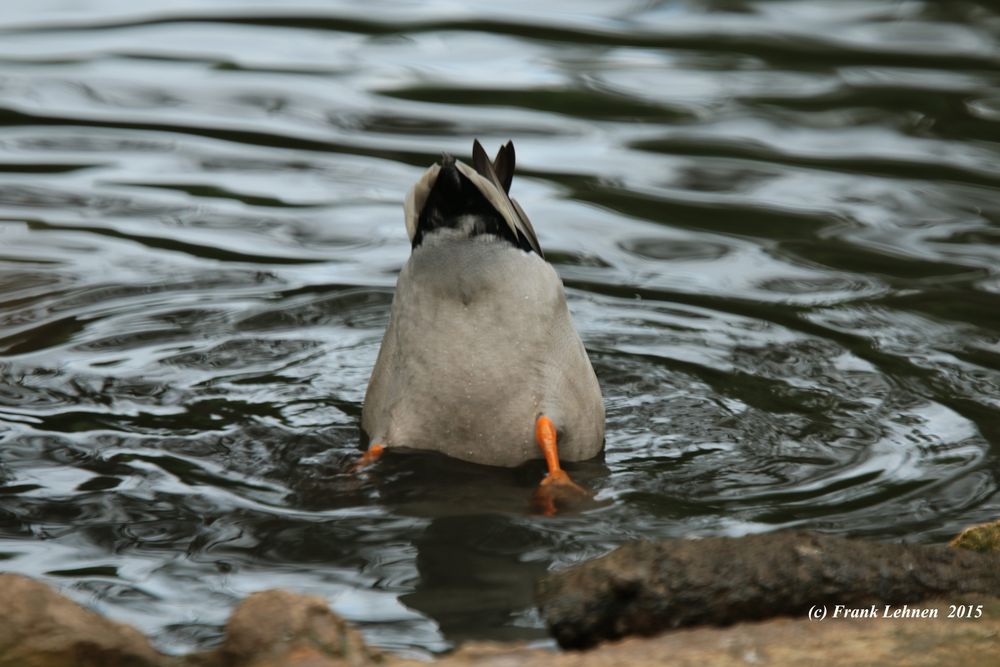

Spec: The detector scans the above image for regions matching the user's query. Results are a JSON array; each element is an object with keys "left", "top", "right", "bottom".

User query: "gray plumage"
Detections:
[{"left": 362, "top": 141, "right": 604, "bottom": 467}]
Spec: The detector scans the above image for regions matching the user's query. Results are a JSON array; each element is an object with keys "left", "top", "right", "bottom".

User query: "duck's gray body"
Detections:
[{"left": 361, "top": 141, "right": 604, "bottom": 467}]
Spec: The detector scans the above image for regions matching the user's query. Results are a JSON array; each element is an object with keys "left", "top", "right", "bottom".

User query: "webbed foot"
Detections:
[{"left": 533, "top": 416, "right": 593, "bottom": 515}]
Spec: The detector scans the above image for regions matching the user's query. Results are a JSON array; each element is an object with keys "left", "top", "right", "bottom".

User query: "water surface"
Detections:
[{"left": 1, "top": 0, "right": 1000, "bottom": 657}]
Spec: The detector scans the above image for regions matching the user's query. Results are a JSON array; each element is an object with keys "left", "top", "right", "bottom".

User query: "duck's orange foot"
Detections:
[
  {"left": 352, "top": 443, "right": 385, "bottom": 472},
  {"left": 533, "top": 469, "right": 594, "bottom": 516},
  {"left": 533, "top": 415, "right": 594, "bottom": 515}
]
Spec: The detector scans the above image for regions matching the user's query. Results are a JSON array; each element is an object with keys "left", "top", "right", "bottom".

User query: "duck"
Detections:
[{"left": 359, "top": 140, "right": 604, "bottom": 512}]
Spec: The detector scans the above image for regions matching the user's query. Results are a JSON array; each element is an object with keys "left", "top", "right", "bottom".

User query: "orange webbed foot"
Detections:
[
  {"left": 534, "top": 469, "right": 594, "bottom": 516},
  {"left": 352, "top": 443, "right": 385, "bottom": 473},
  {"left": 533, "top": 416, "right": 593, "bottom": 515}
]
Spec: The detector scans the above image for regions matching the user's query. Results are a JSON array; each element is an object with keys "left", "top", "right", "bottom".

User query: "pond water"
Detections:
[{"left": 1, "top": 0, "right": 999, "bottom": 657}]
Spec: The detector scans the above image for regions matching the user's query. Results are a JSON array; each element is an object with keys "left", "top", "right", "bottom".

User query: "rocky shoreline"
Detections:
[
  {"left": 537, "top": 529, "right": 1000, "bottom": 648},
  {"left": 2, "top": 520, "right": 998, "bottom": 667}
]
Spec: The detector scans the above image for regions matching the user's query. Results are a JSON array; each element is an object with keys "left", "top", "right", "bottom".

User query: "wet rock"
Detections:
[
  {"left": 216, "top": 589, "right": 382, "bottom": 667},
  {"left": 0, "top": 573, "right": 162, "bottom": 667},
  {"left": 536, "top": 531, "right": 1000, "bottom": 649},
  {"left": 950, "top": 519, "right": 1000, "bottom": 553}
]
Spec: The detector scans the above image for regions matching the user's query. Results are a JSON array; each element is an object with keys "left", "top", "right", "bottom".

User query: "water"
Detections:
[{"left": 1, "top": 0, "right": 999, "bottom": 657}]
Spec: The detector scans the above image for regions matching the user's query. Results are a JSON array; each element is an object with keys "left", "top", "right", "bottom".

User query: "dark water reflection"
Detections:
[{"left": 1, "top": 0, "right": 1000, "bottom": 657}]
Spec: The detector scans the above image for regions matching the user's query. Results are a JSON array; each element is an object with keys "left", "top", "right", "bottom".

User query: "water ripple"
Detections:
[{"left": 1, "top": 0, "right": 999, "bottom": 658}]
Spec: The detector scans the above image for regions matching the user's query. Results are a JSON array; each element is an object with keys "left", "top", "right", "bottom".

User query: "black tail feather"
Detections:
[
  {"left": 412, "top": 156, "right": 529, "bottom": 252},
  {"left": 411, "top": 141, "right": 542, "bottom": 257}
]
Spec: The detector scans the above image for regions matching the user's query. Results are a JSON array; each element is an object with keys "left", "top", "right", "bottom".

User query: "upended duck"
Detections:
[{"left": 360, "top": 140, "right": 604, "bottom": 512}]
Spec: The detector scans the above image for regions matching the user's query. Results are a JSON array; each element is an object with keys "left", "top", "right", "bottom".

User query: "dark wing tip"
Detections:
[
  {"left": 492, "top": 140, "right": 515, "bottom": 193},
  {"left": 468, "top": 139, "right": 544, "bottom": 258},
  {"left": 471, "top": 139, "right": 491, "bottom": 178}
]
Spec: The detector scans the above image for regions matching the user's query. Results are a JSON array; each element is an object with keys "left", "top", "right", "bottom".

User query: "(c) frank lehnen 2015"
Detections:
[{"left": 830, "top": 604, "right": 983, "bottom": 619}]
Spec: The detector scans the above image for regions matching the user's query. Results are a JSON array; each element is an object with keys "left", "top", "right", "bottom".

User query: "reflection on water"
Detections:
[{"left": 1, "top": 0, "right": 1000, "bottom": 657}]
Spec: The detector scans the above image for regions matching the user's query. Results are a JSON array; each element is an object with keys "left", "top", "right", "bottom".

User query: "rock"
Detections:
[
  {"left": 0, "top": 575, "right": 382, "bottom": 667},
  {"left": 0, "top": 573, "right": 162, "bottom": 667},
  {"left": 536, "top": 531, "right": 1000, "bottom": 649},
  {"left": 3, "top": 569, "right": 1000, "bottom": 667},
  {"left": 403, "top": 597, "right": 1000, "bottom": 667},
  {"left": 950, "top": 519, "right": 1000, "bottom": 553},
  {"left": 217, "top": 589, "right": 382, "bottom": 667}
]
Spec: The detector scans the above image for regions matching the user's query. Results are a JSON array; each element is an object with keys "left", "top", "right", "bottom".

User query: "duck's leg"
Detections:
[
  {"left": 353, "top": 443, "right": 386, "bottom": 471},
  {"left": 533, "top": 415, "right": 592, "bottom": 515}
]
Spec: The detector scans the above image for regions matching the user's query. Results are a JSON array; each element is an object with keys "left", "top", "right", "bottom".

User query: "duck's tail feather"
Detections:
[{"left": 404, "top": 140, "right": 544, "bottom": 257}]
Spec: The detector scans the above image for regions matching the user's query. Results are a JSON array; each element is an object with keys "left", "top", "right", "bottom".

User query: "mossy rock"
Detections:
[{"left": 950, "top": 520, "right": 1000, "bottom": 553}]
